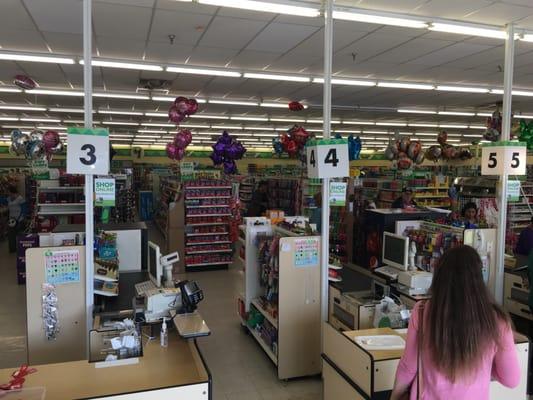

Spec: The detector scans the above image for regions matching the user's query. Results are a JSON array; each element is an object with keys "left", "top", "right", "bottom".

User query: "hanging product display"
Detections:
[
  {"left": 424, "top": 131, "right": 473, "bottom": 162},
  {"left": 10, "top": 129, "right": 64, "bottom": 162},
  {"left": 272, "top": 125, "right": 310, "bottom": 161},
  {"left": 210, "top": 131, "right": 246, "bottom": 174},
  {"left": 483, "top": 109, "right": 502, "bottom": 142},
  {"left": 168, "top": 96, "right": 199, "bottom": 124},
  {"left": 13, "top": 74, "right": 37, "bottom": 90},
  {"left": 384, "top": 135, "right": 424, "bottom": 169}
]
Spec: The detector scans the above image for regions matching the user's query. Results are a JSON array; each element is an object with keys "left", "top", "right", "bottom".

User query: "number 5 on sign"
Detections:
[
  {"left": 67, "top": 128, "right": 110, "bottom": 175},
  {"left": 306, "top": 138, "right": 349, "bottom": 179},
  {"left": 481, "top": 141, "right": 526, "bottom": 176}
]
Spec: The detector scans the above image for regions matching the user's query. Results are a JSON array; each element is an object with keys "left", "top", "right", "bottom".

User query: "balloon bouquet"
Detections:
[
  {"left": 425, "top": 131, "right": 472, "bottom": 162},
  {"left": 166, "top": 96, "right": 198, "bottom": 161},
  {"left": 483, "top": 110, "right": 502, "bottom": 142},
  {"left": 517, "top": 120, "right": 533, "bottom": 150},
  {"left": 272, "top": 125, "right": 310, "bottom": 162},
  {"left": 210, "top": 131, "right": 247, "bottom": 174},
  {"left": 13, "top": 74, "right": 37, "bottom": 90},
  {"left": 10, "top": 129, "right": 64, "bottom": 161},
  {"left": 384, "top": 136, "right": 424, "bottom": 169},
  {"left": 347, "top": 134, "right": 362, "bottom": 160}
]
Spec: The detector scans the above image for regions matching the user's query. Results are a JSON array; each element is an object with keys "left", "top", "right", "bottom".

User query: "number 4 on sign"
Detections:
[
  {"left": 67, "top": 127, "right": 110, "bottom": 175},
  {"left": 306, "top": 139, "right": 349, "bottom": 179}
]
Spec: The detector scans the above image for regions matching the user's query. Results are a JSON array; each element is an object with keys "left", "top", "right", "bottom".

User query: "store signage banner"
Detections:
[
  {"left": 30, "top": 159, "right": 49, "bottom": 179},
  {"left": 306, "top": 139, "right": 349, "bottom": 179},
  {"left": 507, "top": 180, "right": 521, "bottom": 202},
  {"left": 481, "top": 141, "right": 527, "bottom": 176},
  {"left": 329, "top": 182, "right": 347, "bottom": 206},
  {"left": 180, "top": 161, "right": 195, "bottom": 181},
  {"left": 95, "top": 178, "right": 115, "bottom": 207},
  {"left": 67, "top": 127, "right": 110, "bottom": 175}
]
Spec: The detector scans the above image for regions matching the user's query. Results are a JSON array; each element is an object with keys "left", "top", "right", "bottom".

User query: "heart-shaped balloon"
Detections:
[
  {"left": 210, "top": 152, "right": 224, "bottom": 165},
  {"left": 175, "top": 98, "right": 189, "bottom": 115},
  {"left": 43, "top": 130, "right": 60, "bottom": 151},
  {"left": 174, "top": 132, "right": 189, "bottom": 149},
  {"left": 168, "top": 106, "right": 185, "bottom": 124},
  {"left": 180, "top": 129, "right": 192, "bottom": 145},
  {"left": 213, "top": 141, "right": 226, "bottom": 155},
  {"left": 186, "top": 99, "right": 198, "bottom": 115},
  {"left": 166, "top": 142, "right": 179, "bottom": 160},
  {"left": 290, "top": 126, "right": 309, "bottom": 146},
  {"left": 13, "top": 74, "right": 37, "bottom": 90}
]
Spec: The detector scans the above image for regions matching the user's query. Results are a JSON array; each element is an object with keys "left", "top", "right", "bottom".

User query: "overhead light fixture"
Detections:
[
  {"left": 197, "top": 0, "right": 320, "bottom": 17},
  {"left": 110, "top": 138, "right": 132, "bottom": 141},
  {"left": 180, "top": 124, "right": 210, "bottom": 128},
  {"left": 166, "top": 66, "right": 241, "bottom": 78},
  {"left": 0, "top": 117, "right": 19, "bottom": 121},
  {"left": 211, "top": 125, "right": 243, "bottom": 130},
  {"left": 490, "top": 89, "right": 504, "bottom": 95},
  {"left": 190, "top": 114, "right": 229, "bottom": 120},
  {"left": 20, "top": 118, "right": 61, "bottom": 123},
  {"left": 141, "top": 123, "right": 175, "bottom": 127},
  {"left": 26, "top": 89, "right": 83, "bottom": 96},
  {"left": 333, "top": 10, "right": 427, "bottom": 29},
  {"left": 102, "top": 121, "right": 140, "bottom": 126},
  {"left": 110, "top": 134, "right": 134, "bottom": 138},
  {"left": 468, "top": 125, "right": 486, "bottom": 129},
  {"left": 144, "top": 112, "right": 168, "bottom": 117},
  {"left": 397, "top": 109, "right": 436, "bottom": 114},
  {"left": 513, "top": 90, "right": 533, "bottom": 97},
  {"left": 335, "top": 130, "right": 361, "bottom": 134},
  {"left": 270, "top": 118, "right": 305, "bottom": 122},
  {"left": 135, "top": 135, "right": 161, "bottom": 139},
  {"left": 261, "top": 103, "right": 292, "bottom": 108},
  {"left": 37, "top": 126, "right": 67, "bottom": 130},
  {"left": 80, "top": 59, "right": 163, "bottom": 72},
  {"left": 362, "top": 131, "right": 388, "bottom": 134},
  {"left": 415, "top": 133, "right": 437, "bottom": 136},
  {"left": 429, "top": 23, "right": 506, "bottom": 39},
  {"left": 439, "top": 124, "right": 468, "bottom": 129},
  {"left": 516, "top": 114, "right": 533, "bottom": 119},
  {"left": 438, "top": 111, "right": 475, "bottom": 116},
  {"left": 48, "top": 108, "right": 86, "bottom": 113},
  {"left": 230, "top": 116, "right": 268, "bottom": 121},
  {"left": 244, "top": 126, "right": 275, "bottom": 131},
  {"left": 343, "top": 120, "right": 375, "bottom": 125},
  {"left": 313, "top": 77, "right": 376, "bottom": 86},
  {"left": 463, "top": 134, "right": 483, "bottom": 137},
  {"left": 0, "top": 51, "right": 75, "bottom": 64},
  {"left": 378, "top": 82, "right": 434, "bottom": 90},
  {"left": 138, "top": 130, "right": 168, "bottom": 134},
  {"left": 0, "top": 105, "right": 47, "bottom": 111},
  {"left": 476, "top": 112, "right": 493, "bottom": 117},
  {"left": 209, "top": 100, "right": 259, "bottom": 106},
  {"left": 376, "top": 122, "right": 407, "bottom": 126},
  {"left": 436, "top": 85, "right": 489, "bottom": 94},
  {"left": 243, "top": 72, "right": 310, "bottom": 83},
  {"left": 98, "top": 110, "right": 143, "bottom": 116},
  {"left": 0, "top": 87, "right": 22, "bottom": 93},
  {"left": 408, "top": 123, "right": 439, "bottom": 128},
  {"left": 254, "top": 133, "right": 278, "bottom": 137},
  {"left": 151, "top": 95, "right": 206, "bottom": 103},
  {"left": 94, "top": 92, "right": 150, "bottom": 100}
]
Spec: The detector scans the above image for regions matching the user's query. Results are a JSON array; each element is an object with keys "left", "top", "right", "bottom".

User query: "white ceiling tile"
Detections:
[
  {"left": 411, "top": 0, "right": 492, "bottom": 20},
  {"left": 343, "top": 0, "right": 427, "bottom": 13},
  {"left": 101, "top": 69, "right": 141, "bottom": 90},
  {"left": 186, "top": 46, "right": 239, "bottom": 67},
  {"left": 267, "top": 54, "right": 322, "bottom": 73},
  {"left": 199, "top": 16, "right": 269, "bottom": 50},
  {"left": 246, "top": 23, "right": 320, "bottom": 53},
  {"left": 335, "top": 33, "right": 415, "bottom": 63},
  {"left": 16, "top": 63, "right": 67, "bottom": 86},
  {"left": 96, "top": 37, "right": 147, "bottom": 60},
  {"left": 156, "top": 1, "right": 215, "bottom": 15},
  {"left": 406, "top": 42, "right": 493, "bottom": 67},
  {"left": 444, "top": 47, "right": 504, "bottom": 70},
  {"left": 227, "top": 50, "right": 280, "bottom": 69},
  {"left": 216, "top": 7, "right": 275, "bottom": 21},
  {"left": 24, "top": 0, "right": 82, "bottom": 34},
  {"left": 43, "top": 32, "right": 83, "bottom": 55},
  {"left": 0, "top": 29, "right": 49, "bottom": 52},
  {"left": 149, "top": 9, "right": 213, "bottom": 45},
  {"left": 93, "top": 2, "right": 152, "bottom": 40},
  {"left": 464, "top": 3, "right": 533, "bottom": 25},
  {"left": 144, "top": 42, "right": 193, "bottom": 64},
  {"left": 0, "top": 62, "right": 25, "bottom": 82},
  {"left": 513, "top": 14, "right": 533, "bottom": 30},
  {"left": 274, "top": 15, "right": 324, "bottom": 27},
  {"left": 95, "top": 0, "right": 155, "bottom": 7},
  {"left": 371, "top": 38, "right": 454, "bottom": 64},
  {"left": 0, "top": 0, "right": 37, "bottom": 31}
]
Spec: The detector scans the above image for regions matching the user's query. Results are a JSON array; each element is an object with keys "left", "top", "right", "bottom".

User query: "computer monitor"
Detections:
[
  {"left": 382, "top": 232, "right": 409, "bottom": 271},
  {"left": 148, "top": 241, "right": 162, "bottom": 287}
]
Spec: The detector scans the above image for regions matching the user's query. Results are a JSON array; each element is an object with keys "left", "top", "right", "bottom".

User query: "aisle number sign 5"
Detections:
[
  {"left": 481, "top": 141, "right": 526, "bottom": 176},
  {"left": 67, "top": 127, "right": 110, "bottom": 175},
  {"left": 306, "top": 138, "right": 349, "bottom": 179}
]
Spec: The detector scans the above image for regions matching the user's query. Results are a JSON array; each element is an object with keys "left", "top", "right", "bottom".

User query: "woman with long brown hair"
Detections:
[{"left": 391, "top": 245, "right": 520, "bottom": 400}]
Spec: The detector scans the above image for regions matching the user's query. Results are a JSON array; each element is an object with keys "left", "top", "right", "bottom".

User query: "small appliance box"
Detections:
[{"left": 16, "top": 234, "right": 40, "bottom": 284}]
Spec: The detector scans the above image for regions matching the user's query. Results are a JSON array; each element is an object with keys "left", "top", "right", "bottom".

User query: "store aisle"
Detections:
[{"left": 0, "top": 240, "right": 27, "bottom": 369}]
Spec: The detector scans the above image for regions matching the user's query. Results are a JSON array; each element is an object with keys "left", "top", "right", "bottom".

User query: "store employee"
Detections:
[{"left": 391, "top": 187, "right": 417, "bottom": 209}]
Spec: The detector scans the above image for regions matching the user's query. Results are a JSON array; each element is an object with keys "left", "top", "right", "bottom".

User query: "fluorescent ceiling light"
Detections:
[
  {"left": 151, "top": 96, "right": 206, "bottom": 103},
  {"left": 343, "top": 120, "right": 375, "bottom": 125},
  {"left": 491, "top": 89, "right": 504, "bottom": 95},
  {"left": 230, "top": 116, "right": 268, "bottom": 121},
  {"left": 516, "top": 114, "right": 533, "bottom": 119},
  {"left": 37, "top": 126, "right": 67, "bottom": 130},
  {"left": 135, "top": 135, "right": 161, "bottom": 138},
  {"left": 244, "top": 127, "right": 275, "bottom": 131},
  {"left": 80, "top": 59, "right": 163, "bottom": 72},
  {"left": 376, "top": 122, "right": 407, "bottom": 126},
  {"left": 463, "top": 134, "right": 483, "bottom": 137},
  {"left": 365, "top": 131, "right": 388, "bottom": 134},
  {"left": 0, "top": 105, "right": 47, "bottom": 111},
  {"left": 102, "top": 121, "right": 140, "bottom": 126},
  {"left": 180, "top": 124, "right": 210, "bottom": 128},
  {"left": 0, "top": 117, "right": 18, "bottom": 121},
  {"left": 48, "top": 108, "right": 85, "bottom": 113},
  {"left": 209, "top": 100, "right": 259, "bottom": 106},
  {"left": 145, "top": 112, "right": 168, "bottom": 117},
  {"left": 447, "top": 139, "right": 460, "bottom": 142},
  {"left": 333, "top": 10, "right": 427, "bottom": 29},
  {"left": 99, "top": 110, "right": 143, "bottom": 116},
  {"left": 468, "top": 125, "right": 486, "bottom": 129},
  {"left": 141, "top": 123, "right": 175, "bottom": 127},
  {"left": 378, "top": 82, "right": 434, "bottom": 90},
  {"left": 138, "top": 130, "right": 167, "bottom": 134},
  {"left": 63, "top": 119, "right": 86, "bottom": 124},
  {"left": 26, "top": 89, "right": 83, "bottom": 96},
  {"left": 166, "top": 66, "right": 241, "bottom": 78},
  {"left": 415, "top": 133, "right": 437, "bottom": 136},
  {"left": 476, "top": 112, "right": 493, "bottom": 117},
  {"left": 439, "top": 124, "right": 468, "bottom": 129},
  {"left": 110, "top": 134, "right": 132, "bottom": 138},
  {"left": 438, "top": 111, "right": 475, "bottom": 116},
  {"left": 429, "top": 23, "right": 506, "bottom": 39},
  {"left": 255, "top": 133, "right": 278, "bottom": 137},
  {"left": 313, "top": 77, "right": 376, "bottom": 86},
  {"left": 336, "top": 130, "right": 361, "bottom": 134},
  {"left": 0, "top": 87, "right": 22, "bottom": 93},
  {"left": 20, "top": 118, "right": 61, "bottom": 123},
  {"left": 408, "top": 123, "right": 439, "bottom": 128},
  {"left": 397, "top": 109, "right": 436, "bottom": 114},
  {"left": 261, "top": 103, "right": 295, "bottom": 108},
  {"left": 513, "top": 90, "right": 533, "bottom": 97},
  {"left": 212, "top": 125, "right": 243, "bottom": 130},
  {"left": 94, "top": 92, "right": 150, "bottom": 100},
  {"left": 0, "top": 51, "right": 74, "bottom": 64},
  {"left": 436, "top": 85, "right": 489, "bottom": 94},
  {"left": 243, "top": 72, "right": 310, "bottom": 83},
  {"left": 110, "top": 138, "right": 132, "bottom": 141},
  {"left": 190, "top": 114, "right": 229, "bottom": 120},
  {"left": 270, "top": 118, "right": 305, "bottom": 122},
  {"left": 197, "top": 0, "right": 319, "bottom": 17}
]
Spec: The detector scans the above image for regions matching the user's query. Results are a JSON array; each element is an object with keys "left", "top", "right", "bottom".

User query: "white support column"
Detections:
[
  {"left": 321, "top": 0, "right": 333, "bottom": 329},
  {"left": 495, "top": 23, "right": 515, "bottom": 304},
  {"left": 83, "top": 0, "right": 94, "bottom": 351}
]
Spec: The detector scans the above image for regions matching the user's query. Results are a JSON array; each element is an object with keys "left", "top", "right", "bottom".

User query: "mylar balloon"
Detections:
[
  {"left": 174, "top": 132, "right": 189, "bottom": 150},
  {"left": 166, "top": 142, "right": 180, "bottom": 160},
  {"left": 186, "top": 99, "right": 198, "bottom": 115},
  {"left": 168, "top": 106, "right": 185, "bottom": 124},
  {"left": 414, "top": 152, "right": 425, "bottom": 165},
  {"left": 407, "top": 141, "right": 421, "bottom": 159},
  {"left": 272, "top": 138, "right": 283, "bottom": 156},
  {"left": 13, "top": 74, "right": 37, "bottom": 90},
  {"left": 384, "top": 144, "right": 396, "bottom": 161},
  {"left": 175, "top": 98, "right": 189, "bottom": 114},
  {"left": 26, "top": 140, "right": 45, "bottom": 160},
  {"left": 425, "top": 145, "right": 442, "bottom": 162},
  {"left": 399, "top": 138, "right": 410, "bottom": 152},
  {"left": 288, "top": 101, "right": 304, "bottom": 112},
  {"left": 43, "top": 130, "right": 60, "bottom": 151},
  {"left": 437, "top": 131, "right": 448, "bottom": 145},
  {"left": 442, "top": 144, "right": 457, "bottom": 160},
  {"left": 397, "top": 156, "right": 413, "bottom": 170}
]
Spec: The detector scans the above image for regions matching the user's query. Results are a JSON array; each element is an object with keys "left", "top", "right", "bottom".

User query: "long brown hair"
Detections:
[{"left": 426, "top": 245, "right": 509, "bottom": 382}]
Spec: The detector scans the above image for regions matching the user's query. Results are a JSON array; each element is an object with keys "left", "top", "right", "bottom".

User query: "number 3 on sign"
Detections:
[
  {"left": 67, "top": 128, "right": 110, "bottom": 175},
  {"left": 306, "top": 139, "right": 349, "bottom": 179},
  {"left": 481, "top": 142, "right": 526, "bottom": 176}
]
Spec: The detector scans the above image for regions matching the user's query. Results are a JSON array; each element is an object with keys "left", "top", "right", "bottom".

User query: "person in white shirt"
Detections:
[{"left": 7, "top": 186, "right": 25, "bottom": 253}]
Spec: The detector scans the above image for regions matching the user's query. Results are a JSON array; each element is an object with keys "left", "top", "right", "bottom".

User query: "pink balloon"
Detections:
[
  {"left": 166, "top": 142, "right": 179, "bottom": 160},
  {"left": 175, "top": 98, "right": 189, "bottom": 114},
  {"left": 168, "top": 106, "right": 186, "bottom": 124},
  {"left": 175, "top": 147, "right": 185, "bottom": 161},
  {"left": 187, "top": 99, "right": 198, "bottom": 115},
  {"left": 42, "top": 130, "right": 60, "bottom": 151},
  {"left": 13, "top": 74, "right": 36, "bottom": 90},
  {"left": 174, "top": 96, "right": 187, "bottom": 106},
  {"left": 180, "top": 129, "right": 192, "bottom": 145},
  {"left": 174, "top": 132, "right": 189, "bottom": 149}
]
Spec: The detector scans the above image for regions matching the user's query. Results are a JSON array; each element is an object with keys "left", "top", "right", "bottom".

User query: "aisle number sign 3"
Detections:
[
  {"left": 306, "top": 138, "right": 349, "bottom": 179},
  {"left": 67, "top": 127, "right": 110, "bottom": 175},
  {"left": 481, "top": 141, "right": 526, "bottom": 176}
]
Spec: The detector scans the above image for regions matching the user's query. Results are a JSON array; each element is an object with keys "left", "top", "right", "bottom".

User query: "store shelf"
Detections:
[
  {"left": 379, "top": 188, "right": 401, "bottom": 192},
  {"left": 186, "top": 186, "right": 232, "bottom": 190},
  {"left": 240, "top": 189, "right": 252, "bottom": 194},
  {"left": 186, "top": 261, "right": 231, "bottom": 267},
  {"left": 187, "top": 231, "right": 229, "bottom": 236},
  {"left": 38, "top": 186, "right": 84, "bottom": 191},
  {"left": 186, "top": 196, "right": 231, "bottom": 200},
  {"left": 248, "top": 326, "right": 278, "bottom": 366},
  {"left": 94, "top": 274, "right": 118, "bottom": 282},
  {"left": 186, "top": 240, "right": 231, "bottom": 246},
  {"left": 251, "top": 298, "right": 278, "bottom": 329},
  {"left": 186, "top": 249, "right": 232, "bottom": 255},
  {"left": 38, "top": 203, "right": 84, "bottom": 206},
  {"left": 94, "top": 290, "right": 118, "bottom": 297},
  {"left": 38, "top": 210, "right": 85, "bottom": 215},
  {"left": 187, "top": 222, "right": 229, "bottom": 227},
  {"left": 186, "top": 213, "right": 232, "bottom": 217},
  {"left": 186, "top": 204, "right": 229, "bottom": 208}
]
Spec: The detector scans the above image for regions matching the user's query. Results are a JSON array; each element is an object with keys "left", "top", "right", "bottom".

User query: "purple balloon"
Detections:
[
  {"left": 213, "top": 142, "right": 226, "bottom": 155},
  {"left": 224, "top": 142, "right": 240, "bottom": 160},
  {"left": 210, "top": 152, "right": 224, "bottom": 165},
  {"left": 223, "top": 160, "right": 237, "bottom": 174},
  {"left": 175, "top": 147, "right": 185, "bottom": 161},
  {"left": 175, "top": 98, "right": 189, "bottom": 114},
  {"left": 166, "top": 142, "right": 179, "bottom": 160},
  {"left": 43, "top": 130, "right": 60, "bottom": 151},
  {"left": 187, "top": 99, "right": 198, "bottom": 115},
  {"left": 181, "top": 129, "right": 193, "bottom": 145},
  {"left": 174, "top": 132, "right": 189, "bottom": 149},
  {"left": 169, "top": 106, "right": 186, "bottom": 124},
  {"left": 219, "top": 131, "right": 232, "bottom": 145},
  {"left": 234, "top": 141, "right": 246, "bottom": 159}
]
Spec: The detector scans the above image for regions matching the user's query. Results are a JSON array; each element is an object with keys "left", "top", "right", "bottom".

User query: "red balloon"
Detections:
[
  {"left": 174, "top": 96, "right": 187, "bottom": 106},
  {"left": 187, "top": 99, "right": 198, "bottom": 115},
  {"left": 280, "top": 133, "right": 290, "bottom": 147},
  {"left": 290, "top": 126, "right": 309, "bottom": 146},
  {"left": 168, "top": 106, "right": 185, "bottom": 124},
  {"left": 175, "top": 98, "right": 189, "bottom": 114},
  {"left": 288, "top": 101, "right": 304, "bottom": 111},
  {"left": 13, "top": 74, "right": 36, "bottom": 90},
  {"left": 286, "top": 140, "right": 298, "bottom": 157}
]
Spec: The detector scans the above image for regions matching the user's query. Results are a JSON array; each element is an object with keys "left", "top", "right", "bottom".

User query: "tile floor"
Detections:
[{"left": 0, "top": 225, "right": 323, "bottom": 399}]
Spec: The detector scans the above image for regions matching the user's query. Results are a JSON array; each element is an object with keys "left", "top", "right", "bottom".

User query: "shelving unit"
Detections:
[
  {"left": 236, "top": 219, "right": 321, "bottom": 380},
  {"left": 184, "top": 180, "right": 233, "bottom": 272}
]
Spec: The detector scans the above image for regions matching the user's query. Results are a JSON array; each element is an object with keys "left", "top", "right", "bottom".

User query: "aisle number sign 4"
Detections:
[
  {"left": 67, "top": 127, "right": 110, "bottom": 175},
  {"left": 481, "top": 141, "right": 526, "bottom": 176},
  {"left": 306, "top": 138, "right": 349, "bottom": 179}
]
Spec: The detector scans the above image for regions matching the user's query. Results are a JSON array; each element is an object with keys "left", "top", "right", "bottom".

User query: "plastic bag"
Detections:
[{"left": 373, "top": 296, "right": 407, "bottom": 329}]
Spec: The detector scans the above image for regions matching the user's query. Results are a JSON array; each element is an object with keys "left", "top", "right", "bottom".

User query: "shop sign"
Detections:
[
  {"left": 94, "top": 178, "right": 115, "bottom": 207},
  {"left": 329, "top": 182, "right": 347, "bottom": 207},
  {"left": 507, "top": 180, "right": 521, "bottom": 202},
  {"left": 30, "top": 159, "right": 49, "bottom": 179},
  {"left": 67, "top": 127, "right": 109, "bottom": 175},
  {"left": 180, "top": 161, "right": 195, "bottom": 181},
  {"left": 481, "top": 141, "right": 526, "bottom": 176},
  {"left": 306, "top": 138, "right": 349, "bottom": 179}
]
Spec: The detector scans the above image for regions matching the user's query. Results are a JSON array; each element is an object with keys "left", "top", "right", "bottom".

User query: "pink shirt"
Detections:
[{"left": 396, "top": 302, "right": 521, "bottom": 400}]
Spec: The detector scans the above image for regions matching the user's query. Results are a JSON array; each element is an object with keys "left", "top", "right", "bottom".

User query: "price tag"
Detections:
[
  {"left": 67, "top": 127, "right": 109, "bottom": 175},
  {"left": 306, "top": 138, "right": 349, "bottom": 179},
  {"left": 481, "top": 141, "right": 526, "bottom": 176}
]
